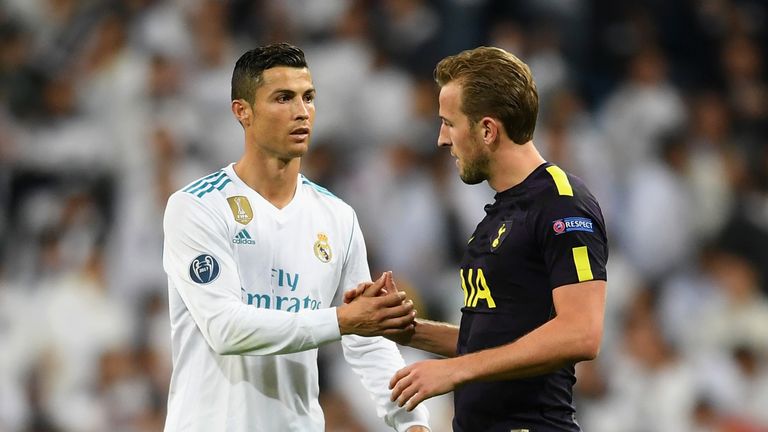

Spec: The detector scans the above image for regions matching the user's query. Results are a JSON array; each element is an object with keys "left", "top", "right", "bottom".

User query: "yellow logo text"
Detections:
[{"left": 460, "top": 268, "right": 496, "bottom": 308}]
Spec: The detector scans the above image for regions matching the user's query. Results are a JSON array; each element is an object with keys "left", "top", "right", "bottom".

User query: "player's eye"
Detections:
[
  {"left": 303, "top": 93, "right": 314, "bottom": 103},
  {"left": 277, "top": 94, "right": 291, "bottom": 103}
]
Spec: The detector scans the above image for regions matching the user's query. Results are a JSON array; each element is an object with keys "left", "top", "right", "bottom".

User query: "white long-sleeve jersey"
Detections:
[{"left": 162, "top": 164, "right": 429, "bottom": 431}]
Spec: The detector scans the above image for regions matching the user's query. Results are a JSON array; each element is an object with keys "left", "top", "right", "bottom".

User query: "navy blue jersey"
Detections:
[{"left": 453, "top": 162, "right": 608, "bottom": 432}]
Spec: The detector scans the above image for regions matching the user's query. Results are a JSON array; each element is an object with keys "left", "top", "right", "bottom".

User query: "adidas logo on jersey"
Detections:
[{"left": 233, "top": 229, "right": 255, "bottom": 245}]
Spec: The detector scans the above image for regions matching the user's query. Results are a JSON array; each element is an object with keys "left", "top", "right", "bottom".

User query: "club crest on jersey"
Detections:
[
  {"left": 553, "top": 217, "right": 594, "bottom": 235},
  {"left": 227, "top": 196, "right": 253, "bottom": 225},
  {"left": 313, "top": 233, "right": 332, "bottom": 263},
  {"left": 490, "top": 220, "right": 512, "bottom": 251},
  {"left": 189, "top": 254, "right": 220, "bottom": 284}
]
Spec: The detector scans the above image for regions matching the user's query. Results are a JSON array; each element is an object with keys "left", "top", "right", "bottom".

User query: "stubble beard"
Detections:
[{"left": 458, "top": 138, "right": 490, "bottom": 185}]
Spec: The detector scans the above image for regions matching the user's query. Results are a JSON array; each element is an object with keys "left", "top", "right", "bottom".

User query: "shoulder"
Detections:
[
  {"left": 171, "top": 169, "right": 235, "bottom": 208},
  {"left": 165, "top": 170, "right": 233, "bottom": 228},
  {"left": 179, "top": 169, "right": 235, "bottom": 199},
  {"left": 531, "top": 164, "right": 600, "bottom": 210},
  {"left": 299, "top": 175, "right": 354, "bottom": 215},
  {"left": 521, "top": 165, "right": 609, "bottom": 250},
  {"left": 525, "top": 164, "right": 605, "bottom": 234}
]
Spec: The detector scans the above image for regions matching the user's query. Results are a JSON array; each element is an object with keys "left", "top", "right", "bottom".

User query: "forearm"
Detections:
[
  {"left": 389, "top": 282, "right": 606, "bottom": 412},
  {"left": 453, "top": 281, "right": 605, "bottom": 383},
  {"left": 341, "top": 335, "right": 430, "bottom": 431},
  {"left": 404, "top": 319, "right": 459, "bottom": 358},
  {"left": 452, "top": 315, "right": 599, "bottom": 384},
  {"left": 180, "top": 292, "right": 341, "bottom": 356}
]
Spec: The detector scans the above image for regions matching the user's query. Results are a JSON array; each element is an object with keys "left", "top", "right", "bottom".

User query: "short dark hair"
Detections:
[
  {"left": 435, "top": 46, "right": 538, "bottom": 144},
  {"left": 231, "top": 43, "right": 308, "bottom": 104}
]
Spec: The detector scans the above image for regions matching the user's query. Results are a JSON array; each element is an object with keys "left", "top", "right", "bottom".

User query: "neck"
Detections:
[
  {"left": 234, "top": 151, "right": 301, "bottom": 209},
  {"left": 487, "top": 140, "right": 546, "bottom": 192}
]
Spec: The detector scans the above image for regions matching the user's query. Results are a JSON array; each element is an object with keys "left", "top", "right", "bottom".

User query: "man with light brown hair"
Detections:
[{"left": 350, "top": 46, "right": 609, "bottom": 431}]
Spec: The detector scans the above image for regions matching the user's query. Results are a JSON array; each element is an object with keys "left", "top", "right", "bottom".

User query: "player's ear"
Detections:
[
  {"left": 231, "top": 99, "right": 251, "bottom": 127},
  {"left": 480, "top": 117, "right": 499, "bottom": 146}
]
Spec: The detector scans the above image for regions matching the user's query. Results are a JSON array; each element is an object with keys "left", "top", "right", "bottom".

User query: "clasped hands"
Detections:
[{"left": 337, "top": 271, "right": 416, "bottom": 337}]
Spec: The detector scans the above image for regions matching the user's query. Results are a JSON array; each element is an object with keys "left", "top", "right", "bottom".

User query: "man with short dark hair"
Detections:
[{"left": 162, "top": 43, "right": 430, "bottom": 432}]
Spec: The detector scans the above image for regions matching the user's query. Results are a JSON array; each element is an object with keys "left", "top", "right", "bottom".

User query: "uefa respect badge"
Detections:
[{"left": 552, "top": 217, "right": 594, "bottom": 235}]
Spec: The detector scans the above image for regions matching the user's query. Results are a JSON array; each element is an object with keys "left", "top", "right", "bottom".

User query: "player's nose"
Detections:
[
  {"left": 437, "top": 124, "right": 451, "bottom": 148},
  {"left": 294, "top": 100, "right": 311, "bottom": 120}
]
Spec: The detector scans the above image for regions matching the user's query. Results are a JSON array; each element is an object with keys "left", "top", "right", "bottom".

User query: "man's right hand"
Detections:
[{"left": 337, "top": 272, "right": 415, "bottom": 336}]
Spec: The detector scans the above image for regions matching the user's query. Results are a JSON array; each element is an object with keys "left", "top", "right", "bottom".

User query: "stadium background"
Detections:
[{"left": 1, "top": 0, "right": 767, "bottom": 431}]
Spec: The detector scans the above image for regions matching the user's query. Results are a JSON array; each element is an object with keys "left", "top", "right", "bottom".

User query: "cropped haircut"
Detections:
[
  {"left": 434, "top": 46, "right": 538, "bottom": 144},
  {"left": 231, "top": 43, "right": 308, "bottom": 104}
]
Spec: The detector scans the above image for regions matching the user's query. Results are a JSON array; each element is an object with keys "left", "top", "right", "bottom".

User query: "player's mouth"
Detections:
[{"left": 289, "top": 126, "right": 310, "bottom": 142}]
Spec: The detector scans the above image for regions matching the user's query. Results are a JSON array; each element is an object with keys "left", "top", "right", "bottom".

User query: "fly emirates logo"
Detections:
[{"left": 241, "top": 268, "right": 323, "bottom": 312}]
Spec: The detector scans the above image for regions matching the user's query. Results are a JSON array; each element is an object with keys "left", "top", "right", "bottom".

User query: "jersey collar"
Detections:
[
  {"left": 224, "top": 163, "right": 304, "bottom": 222},
  {"left": 493, "top": 161, "right": 551, "bottom": 201}
]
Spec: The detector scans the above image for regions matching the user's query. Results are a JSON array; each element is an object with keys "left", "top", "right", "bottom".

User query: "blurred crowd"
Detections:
[{"left": 0, "top": 0, "right": 767, "bottom": 431}]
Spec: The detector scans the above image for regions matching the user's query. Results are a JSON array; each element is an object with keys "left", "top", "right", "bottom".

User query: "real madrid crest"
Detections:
[
  {"left": 227, "top": 196, "right": 253, "bottom": 225},
  {"left": 313, "top": 233, "right": 332, "bottom": 263}
]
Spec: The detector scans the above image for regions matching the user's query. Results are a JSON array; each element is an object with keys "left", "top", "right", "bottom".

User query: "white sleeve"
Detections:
[
  {"left": 337, "top": 212, "right": 430, "bottom": 432},
  {"left": 163, "top": 192, "right": 341, "bottom": 355}
]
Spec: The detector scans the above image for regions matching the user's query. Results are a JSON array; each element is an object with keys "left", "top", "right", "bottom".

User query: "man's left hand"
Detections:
[
  {"left": 344, "top": 272, "right": 393, "bottom": 303},
  {"left": 390, "top": 359, "right": 460, "bottom": 411}
]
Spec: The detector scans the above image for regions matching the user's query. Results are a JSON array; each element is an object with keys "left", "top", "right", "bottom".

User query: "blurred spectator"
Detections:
[
  {"left": 621, "top": 132, "right": 696, "bottom": 281},
  {"left": 686, "top": 91, "right": 736, "bottom": 240},
  {"left": 304, "top": 1, "right": 375, "bottom": 152},
  {"left": 37, "top": 242, "right": 135, "bottom": 431},
  {"left": 580, "top": 290, "right": 698, "bottom": 432},
  {"left": 687, "top": 251, "right": 768, "bottom": 357},
  {"left": 0, "top": 260, "right": 40, "bottom": 430},
  {"left": 14, "top": 72, "right": 113, "bottom": 174},
  {"left": 184, "top": 0, "right": 242, "bottom": 169},
  {"left": 599, "top": 46, "right": 686, "bottom": 179},
  {"left": 372, "top": 0, "right": 442, "bottom": 74}
]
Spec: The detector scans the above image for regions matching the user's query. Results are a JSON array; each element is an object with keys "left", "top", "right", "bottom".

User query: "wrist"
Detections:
[
  {"left": 449, "top": 355, "right": 474, "bottom": 386},
  {"left": 335, "top": 305, "right": 349, "bottom": 335}
]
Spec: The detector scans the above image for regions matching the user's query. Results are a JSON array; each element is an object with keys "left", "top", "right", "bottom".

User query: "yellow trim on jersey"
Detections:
[
  {"left": 572, "top": 246, "right": 593, "bottom": 282},
  {"left": 545, "top": 166, "right": 573, "bottom": 196}
]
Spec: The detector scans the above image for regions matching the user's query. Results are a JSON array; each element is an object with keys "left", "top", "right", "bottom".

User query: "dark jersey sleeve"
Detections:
[{"left": 531, "top": 190, "right": 608, "bottom": 290}]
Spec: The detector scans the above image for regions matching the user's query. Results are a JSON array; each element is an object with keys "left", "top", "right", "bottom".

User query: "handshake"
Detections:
[{"left": 336, "top": 271, "right": 417, "bottom": 340}]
